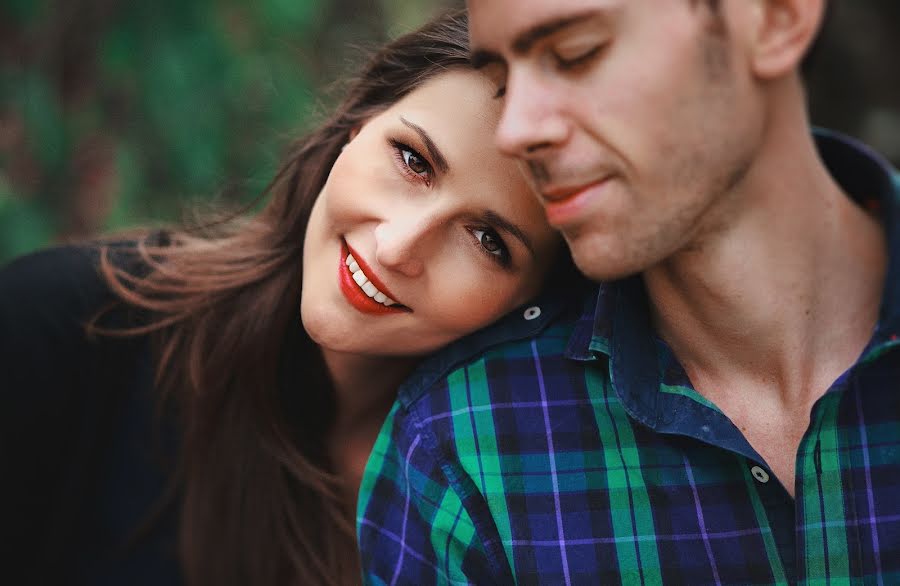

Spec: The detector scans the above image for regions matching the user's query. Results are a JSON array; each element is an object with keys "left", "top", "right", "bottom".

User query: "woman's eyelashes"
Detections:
[
  {"left": 390, "top": 139, "right": 434, "bottom": 185},
  {"left": 387, "top": 136, "right": 512, "bottom": 269},
  {"left": 470, "top": 227, "right": 512, "bottom": 268}
]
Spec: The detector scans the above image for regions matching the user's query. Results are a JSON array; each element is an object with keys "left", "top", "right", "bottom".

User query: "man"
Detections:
[{"left": 358, "top": 0, "right": 900, "bottom": 583}]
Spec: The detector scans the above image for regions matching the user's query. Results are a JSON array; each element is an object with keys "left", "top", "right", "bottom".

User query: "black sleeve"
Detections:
[
  {"left": 0, "top": 245, "right": 129, "bottom": 580},
  {"left": 1, "top": 238, "right": 185, "bottom": 586},
  {"left": 1, "top": 244, "right": 114, "bottom": 405}
]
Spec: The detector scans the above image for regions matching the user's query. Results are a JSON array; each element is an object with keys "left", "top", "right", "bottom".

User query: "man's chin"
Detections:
[{"left": 567, "top": 236, "right": 644, "bottom": 283}]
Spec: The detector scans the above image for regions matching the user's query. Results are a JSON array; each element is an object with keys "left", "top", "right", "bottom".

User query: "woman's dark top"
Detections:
[{"left": 0, "top": 244, "right": 182, "bottom": 586}]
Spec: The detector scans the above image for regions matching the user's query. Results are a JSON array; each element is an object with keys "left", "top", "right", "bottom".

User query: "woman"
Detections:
[{"left": 0, "top": 9, "right": 573, "bottom": 586}]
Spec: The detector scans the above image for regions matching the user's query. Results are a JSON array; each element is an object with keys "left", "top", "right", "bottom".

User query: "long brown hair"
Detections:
[{"left": 95, "top": 10, "right": 471, "bottom": 585}]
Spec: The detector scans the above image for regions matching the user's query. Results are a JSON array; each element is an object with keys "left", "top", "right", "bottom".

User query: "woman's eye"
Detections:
[
  {"left": 390, "top": 140, "right": 434, "bottom": 185},
  {"left": 401, "top": 147, "right": 430, "bottom": 177},
  {"left": 471, "top": 228, "right": 508, "bottom": 260}
]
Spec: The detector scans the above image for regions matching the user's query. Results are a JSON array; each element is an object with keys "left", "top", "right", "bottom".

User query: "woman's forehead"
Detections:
[{"left": 388, "top": 69, "right": 500, "bottom": 129}]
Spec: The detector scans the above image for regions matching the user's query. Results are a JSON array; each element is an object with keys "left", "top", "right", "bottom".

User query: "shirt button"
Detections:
[
  {"left": 523, "top": 306, "right": 541, "bottom": 321},
  {"left": 750, "top": 465, "right": 770, "bottom": 484}
]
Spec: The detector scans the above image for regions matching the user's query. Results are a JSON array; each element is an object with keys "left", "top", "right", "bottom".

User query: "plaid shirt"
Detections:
[{"left": 357, "top": 131, "right": 900, "bottom": 585}]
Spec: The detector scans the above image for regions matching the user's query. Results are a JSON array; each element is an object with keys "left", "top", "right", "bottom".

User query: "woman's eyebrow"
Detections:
[
  {"left": 400, "top": 117, "right": 449, "bottom": 173},
  {"left": 482, "top": 210, "right": 535, "bottom": 257}
]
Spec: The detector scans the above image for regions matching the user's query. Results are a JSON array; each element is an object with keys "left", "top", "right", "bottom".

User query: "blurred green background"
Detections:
[{"left": 1, "top": 0, "right": 898, "bottom": 263}]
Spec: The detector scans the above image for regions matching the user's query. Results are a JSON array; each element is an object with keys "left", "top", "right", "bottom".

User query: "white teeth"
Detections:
[{"left": 344, "top": 248, "right": 400, "bottom": 307}]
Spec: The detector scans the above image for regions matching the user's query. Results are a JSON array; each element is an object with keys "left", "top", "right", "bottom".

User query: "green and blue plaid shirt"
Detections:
[{"left": 358, "top": 131, "right": 900, "bottom": 585}]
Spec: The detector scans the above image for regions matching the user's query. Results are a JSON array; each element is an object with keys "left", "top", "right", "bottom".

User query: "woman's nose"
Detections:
[{"left": 372, "top": 215, "right": 436, "bottom": 278}]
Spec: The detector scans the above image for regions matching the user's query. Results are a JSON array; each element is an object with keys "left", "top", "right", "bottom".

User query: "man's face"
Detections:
[{"left": 468, "top": 0, "right": 764, "bottom": 281}]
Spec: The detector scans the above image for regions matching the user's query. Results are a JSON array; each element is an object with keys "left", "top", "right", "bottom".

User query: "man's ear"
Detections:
[{"left": 748, "top": 0, "right": 825, "bottom": 79}]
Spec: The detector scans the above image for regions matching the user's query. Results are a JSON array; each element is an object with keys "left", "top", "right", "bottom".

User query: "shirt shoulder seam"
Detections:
[{"left": 402, "top": 401, "right": 516, "bottom": 582}]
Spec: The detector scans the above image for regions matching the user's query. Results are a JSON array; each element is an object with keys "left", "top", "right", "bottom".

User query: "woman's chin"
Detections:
[{"left": 300, "top": 305, "right": 343, "bottom": 346}]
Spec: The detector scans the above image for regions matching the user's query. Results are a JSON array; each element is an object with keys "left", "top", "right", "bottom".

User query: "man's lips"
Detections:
[
  {"left": 538, "top": 177, "right": 613, "bottom": 226},
  {"left": 540, "top": 178, "right": 610, "bottom": 203}
]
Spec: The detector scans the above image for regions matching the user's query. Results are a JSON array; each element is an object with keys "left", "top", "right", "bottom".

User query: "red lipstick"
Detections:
[{"left": 338, "top": 240, "right": 407, "bottom": 315}]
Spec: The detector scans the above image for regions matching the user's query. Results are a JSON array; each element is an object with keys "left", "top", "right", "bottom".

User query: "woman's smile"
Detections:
[
  {"left": 301, "top": 68, "right": 561, "bottom": 357},
  {"left": 339, "top": 239, "right": 409, "bottom": 315}
]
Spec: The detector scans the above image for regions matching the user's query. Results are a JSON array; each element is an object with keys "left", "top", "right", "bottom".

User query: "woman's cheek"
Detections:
[
  {"left": 430, "top": 280, "right": 519, "bottom": 335},
  {"left": 322, "top": 164, "right": 390, "bottom": 221}
]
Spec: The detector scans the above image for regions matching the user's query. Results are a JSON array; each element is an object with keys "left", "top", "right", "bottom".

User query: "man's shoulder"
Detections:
[
  {"left": 403, "top": 284, "right": 589, "bottom": 381},
  {"left": 392, "top": 282, "right": 603, "bottom": 445}
]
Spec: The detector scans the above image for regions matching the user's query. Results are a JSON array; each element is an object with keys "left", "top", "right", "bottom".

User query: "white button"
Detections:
[
  {"left": 750, "top": 465, "right": 770, "bottom": 484},
  {"left": 523, "top": 306, "right": 541, "bottom": 321}
]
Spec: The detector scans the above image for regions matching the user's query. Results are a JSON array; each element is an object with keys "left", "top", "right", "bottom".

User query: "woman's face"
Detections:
[{"left": 301, "top": 69, "right": 561, "bottom": 357}]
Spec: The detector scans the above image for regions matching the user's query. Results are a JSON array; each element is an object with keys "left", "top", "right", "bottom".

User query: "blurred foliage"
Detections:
[
  {"left": 0, "top": 0, "right": 457, "bottom": 262},
  {"left": 0, "top": 0, "right": 897, "bottom": 263}
]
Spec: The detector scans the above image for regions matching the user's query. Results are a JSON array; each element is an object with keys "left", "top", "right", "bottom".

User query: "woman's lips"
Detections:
[
  {"left": 344, "top": 241, "right": 402, "bottom": 302},
  {"left": 338, "top": 240, "right": 408, "bottom": 315}
]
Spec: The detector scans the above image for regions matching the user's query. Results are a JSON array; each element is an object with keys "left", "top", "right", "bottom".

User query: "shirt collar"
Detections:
[
  {"left": 815, "top": 128, "right": 900, "bottom": 331},
  {"left": 396, "top": 281, "right": 581, "bottom": 408},
  {"left": 567, "top": 129, "right": 900, "bottom": 427}
]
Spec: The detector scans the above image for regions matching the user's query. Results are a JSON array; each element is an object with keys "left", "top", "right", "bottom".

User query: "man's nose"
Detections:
[{"left": 495, "top": 70, "right": 569, "bottom": 158}]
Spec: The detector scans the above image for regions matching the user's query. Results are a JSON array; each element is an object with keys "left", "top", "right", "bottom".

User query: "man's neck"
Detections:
[{"left": 644, "top": 121, "right": 887, "bottom": 410}]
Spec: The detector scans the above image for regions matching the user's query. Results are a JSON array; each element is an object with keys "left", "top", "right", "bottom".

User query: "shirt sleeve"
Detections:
[
  {"left": 0, "top": 244, "right": 112, "bottom": 437},
  {"left": 0, "top": 245, "right": 116, "bottom": 572},
  {"left": 358, "top": 402, "right": 503, "bottom": 585}
]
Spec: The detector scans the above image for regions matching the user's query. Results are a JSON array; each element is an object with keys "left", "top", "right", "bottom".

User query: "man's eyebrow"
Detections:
[
  {"left": 471, "top": 49, "right": 504, "bottom": 70},
  {"left": 471, "top": 9, "right": 604, "bottom": 67},
  {"left": 400, "top": 117, "right": 449, "bottom": 173},
  {"left": 482, "top": 210, "right": 535, "bottom": 256}
]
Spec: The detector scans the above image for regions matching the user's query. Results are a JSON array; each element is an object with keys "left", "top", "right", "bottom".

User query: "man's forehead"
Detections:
[{"left": 468, "top": 0, "right": 619, "bottom": 54}]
